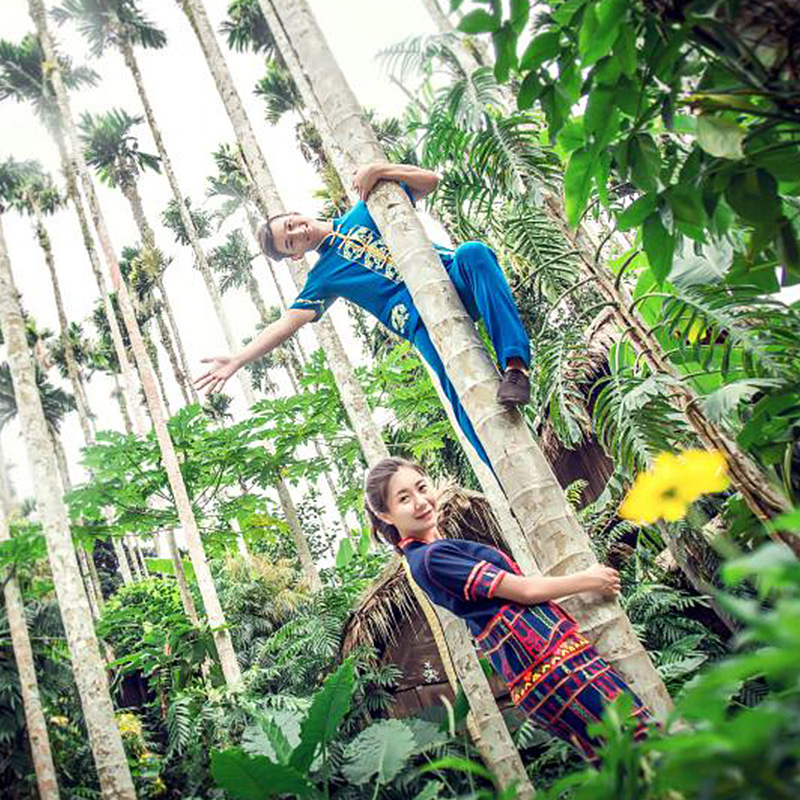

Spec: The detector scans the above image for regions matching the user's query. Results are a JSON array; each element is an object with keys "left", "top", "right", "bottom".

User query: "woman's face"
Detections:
[{"left": 381, "top": 466, "right": 438, "bottom": 539}]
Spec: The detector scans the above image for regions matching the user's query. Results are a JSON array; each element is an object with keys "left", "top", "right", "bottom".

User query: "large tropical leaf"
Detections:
[
  {"left": 341, "top": 719, "right": 416, "bottom": 786},
  {"left": 211, "top": 748, "right": 312, "bottom": 799},
  {"left": 290, "top": 658, "right": 355, "bottom": 773}
]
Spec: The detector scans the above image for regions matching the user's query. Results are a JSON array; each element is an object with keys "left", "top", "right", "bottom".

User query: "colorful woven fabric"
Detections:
[{"left": 401, "top": 537, "right": 653, "bottom": 763}]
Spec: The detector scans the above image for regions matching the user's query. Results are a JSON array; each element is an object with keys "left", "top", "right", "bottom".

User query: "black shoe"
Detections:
[{"left": 496, "top": 368, "right": 530, "bottom": 407}]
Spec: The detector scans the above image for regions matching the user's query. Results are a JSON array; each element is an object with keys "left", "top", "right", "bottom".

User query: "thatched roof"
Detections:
[{"left": 340, "top": 484, "right": 504, "bottom": 658}]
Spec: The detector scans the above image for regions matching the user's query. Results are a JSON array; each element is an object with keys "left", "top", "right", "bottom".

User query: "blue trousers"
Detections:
[{"left": 410, "top": 242, "right": 530, "bottom": 466}]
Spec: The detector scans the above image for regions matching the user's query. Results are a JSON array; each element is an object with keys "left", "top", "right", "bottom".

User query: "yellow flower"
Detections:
[
  {"left": 619, "top": 450, "right": 729, "bottom": 524},
  {"left": 50, "top": 716, "right": 69, "bottom": 727},
  {"left": 116, "top": 712, "right": 143, "bottom": 739},
  {"left": 676, "top": 449, "right": 730, "bottom": 498}
]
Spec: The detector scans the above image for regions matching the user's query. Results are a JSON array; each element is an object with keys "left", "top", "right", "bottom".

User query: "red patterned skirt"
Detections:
[{"left": 508, "top": 632, "right": 653, "bottom": 763}]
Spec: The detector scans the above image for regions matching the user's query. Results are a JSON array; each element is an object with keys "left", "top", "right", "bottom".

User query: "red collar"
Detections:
[{"left": 398, "top": 535, "right": 441, "bottom": 550}]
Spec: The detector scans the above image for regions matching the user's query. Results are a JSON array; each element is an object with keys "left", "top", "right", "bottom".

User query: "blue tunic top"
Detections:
[
  {"left": 289, "top": 184, "right": 454, "bottom": 340},
  {"left": 400, "top": 537, "right": 578, "bottom": 689}
]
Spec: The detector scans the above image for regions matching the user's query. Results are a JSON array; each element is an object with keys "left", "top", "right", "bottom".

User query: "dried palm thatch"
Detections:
[{"left": 340, "top": 483, "right": 505, "bottom": 657}]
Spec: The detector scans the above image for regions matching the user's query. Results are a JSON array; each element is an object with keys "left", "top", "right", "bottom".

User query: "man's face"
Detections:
[{"left": 271, "top": 212, "right": 316, "bottom": 259}]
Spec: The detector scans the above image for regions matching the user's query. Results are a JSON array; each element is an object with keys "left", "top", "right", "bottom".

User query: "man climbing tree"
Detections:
[{"left": 195, "top": 161, "right": 531, "bottom": 465}]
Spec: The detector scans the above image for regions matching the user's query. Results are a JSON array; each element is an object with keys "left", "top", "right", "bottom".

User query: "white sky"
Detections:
[{"left": 0, "top": 0, "right": 441, "bottom": 528}]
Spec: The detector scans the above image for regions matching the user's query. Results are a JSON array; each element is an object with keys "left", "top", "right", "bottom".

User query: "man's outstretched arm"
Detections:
[
  {"left": 194, "top": 308, "right": 314, "bottom": 395},
  {"left": 352, "top": 161, "right": 440, "bottom": 202}
]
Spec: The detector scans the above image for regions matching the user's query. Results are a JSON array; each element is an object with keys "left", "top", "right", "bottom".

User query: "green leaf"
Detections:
[
  {"left": 510, "top": 0, "right": 530, "bottom": 34},
  {"left": 342, "top": 719, "right": 416, "bottom": 786},
  {"left": 492, "top": 24, "right": 518, "bottom": 83},
  {"left": 628, "top": 133, "right": 661, "bottom": 192},
  {"left": 564, "top": 147, "right": 596, "bottom": 227},
  {"left": 722, "top": 543, "right": 798, "bottom": 586},
  {"left": 725, "top": 169, "right": 781, "bottom": 223},
  {"left": 777, "top": 216, "right": 800, "bottom": 279},
  {"left": 540, "top": 84, "right": 571, "bottom": 137},
  {"left": 579, "top": 0, "right": 625, "bottom": 65},
  {"left": 556, "top": 117, "right": 585, "bottom": 154},
  {"left": 617, "top": 193, "right": 656, "bottom": 230},
  {"left": 516, "top": 70, "right": 543, "bottom": 110},
  {"left": 519, "top": 30, "right": 560, "bottom": 71},
  {"left": 696, "top": 115, "right": 746, "bottom": 160},
  {"left": 585, "top": 85, "right": 619, "bottom": 148},
  {"left": 421, "top": 756, "right": 495, "bottom": 782},
  {"left": 552, "top": 0, "right": 588, "bottom": 25},
  {"left": 614, "top": 24, "right": 637, "bottom": 77},
  {"left": 290, "top": 659, "right": 355, "bottom": 772},
  {"left": 335, "top": 536, "right": 354, "bottom": 569},
  {"left": 211, "top": 749, "right": 312, "bottom": 799},
  {"left": 701, "top": 379, "right": 779, "bottom": 424},
  {"left": 413, "top": 782, "right": 444, "bottom": 800},
  {"left": 665, "top": 184, "right": 707, "bottom": 227},
  {"left": 642, "top": 212, "right": 675, "bottom": 282},
  {"left": 594, "top": 150, "right": 611, "bottom": 207},
  {"left": 458, "top": 9, "right": 499, "bottom": 34}
]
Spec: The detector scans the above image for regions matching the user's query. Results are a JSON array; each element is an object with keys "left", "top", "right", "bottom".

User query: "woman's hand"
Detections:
[
  {"left": 194, "top": 355, "right": 240, "bottom": 395},
  {"left": 581, "top": 564, "right": 621, "bottom": 598},
  {"left": 352, "top": 162, "right": 386, "bottom": 201}
]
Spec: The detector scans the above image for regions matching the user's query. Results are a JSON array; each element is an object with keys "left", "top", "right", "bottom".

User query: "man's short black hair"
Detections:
[{"left": 257, "top": 213, "right": 291, "bottom": 261}]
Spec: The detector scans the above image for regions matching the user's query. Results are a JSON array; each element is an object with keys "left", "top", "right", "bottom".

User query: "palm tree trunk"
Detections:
[
  {"left": 120, "top": 39, "right": 312, "bottom": 578},
  {"left": 48, "top": 430, "right": 104, "bottom": 618},
  {"left": 283, "top": 363, "right": 353, "bottom": 534},
  {"left": 0, "top": 443, "right": 61, "bottom": 800},
  {"left": 266, "top": 0, "right": 673, "bottom": 720},
  {"left": 163, "top": 528, "right": 200, "bottom": 624},
  {"left": 403, "top": 561, "right": 535, "bottom": 799},
  {"left": 112, "top": 534, "right": 134, "bottom": 585},
  {"left": 156, "top": 275, "right": 198, "bottom": 404},
  {"left": 0, "top": 206, "right": 137, "bottom": 798},
  {"left": 275, "top": 478, "right": 321, "bottom": 590},
  {"left": 119, "top": 179, "right": 193, "bottom": 406},
  {"left": 153, "top": 308, "right": 185, "bottom": 408},
  {"left": 179, "top": 0, "right": 390, "bottom": 468},
  {"left": 30, "top": 0, "right": 242, "bottom": 688},
  {"left": 52, "top": 126, "right": 147, "bottom": 436},
  {"left": 111, "top": 373, "right": 133, "bottom": 434},
  {"left": 33, "top": 210, "right": 93, "bottom": 443}
]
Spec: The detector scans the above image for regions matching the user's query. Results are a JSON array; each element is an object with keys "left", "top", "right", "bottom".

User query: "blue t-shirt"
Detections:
[
  {"left": 289, "top": 184, "right": 454, "bottom": 340},
  {"left": 400, "top": 537, "right": 578, "bottom": 688}
]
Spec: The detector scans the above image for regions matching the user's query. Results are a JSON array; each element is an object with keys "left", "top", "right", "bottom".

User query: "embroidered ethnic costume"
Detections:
[
  {"left": 400, "top": 537, "right": 653, "bottom": 763},
  {"left": 289, "top": 184, "right": 531, "bottom": 466}
]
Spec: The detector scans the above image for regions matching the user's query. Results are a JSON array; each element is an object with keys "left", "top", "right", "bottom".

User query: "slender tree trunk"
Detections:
[
  {"left": 267, "top": 0, "right": 673, "bottom": 720},
  {"left": 163, "top": 528, "right": 200, "bottom": 624},
  {"left": 157, "top": 274, "right": 198, "bottom": 404},
  {"left": 0, "top": 206, "right": 137, "bottom": 798},
  {"left": 179, "top": 0, "right": 390, "bottom": 468},
  {"left": 153, "top": 308, "right": 184, "bottom": 408},
  {"left": 111, "top": 373, "right": 133, "bottom": 434},
  {"left": 112, "top": 534, "right": 134, "bottom": 585},
  {"left": 119, "top": 179, "right": 192, "bottom": 406},
  {"left": 403, "top": 562, "right": 535, "bottom": 799},
  {"left": 33, "top": 211, "right": 94, "bottom": 443},
  {"left": 275, "top": 479, "right": 320, "bottom": 590},
  {"left": 31, "top": 0, "right": 242, "bottom": 688},
  {"left": 0, "top": 443, "right": 61, "bottom": 800},
  {"left": 52, "top": 126, "right": 147, "bottom": 436},
  {"left": 48, "top": 431, "right": 104, "bottom": 618}
]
